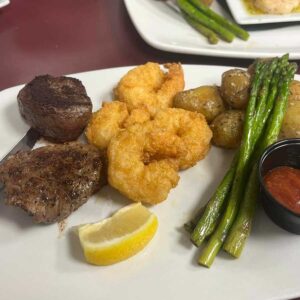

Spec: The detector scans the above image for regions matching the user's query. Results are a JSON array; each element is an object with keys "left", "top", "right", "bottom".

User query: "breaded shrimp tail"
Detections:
[{"left": 115, "top": 62, "right": 184, "bottom": 116}]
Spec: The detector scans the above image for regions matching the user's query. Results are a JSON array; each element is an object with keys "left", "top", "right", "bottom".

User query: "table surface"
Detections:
[
  {"left": 0, "top": 1, "right": 299, "bottom": 299},
  {"left": 1, "top": 0, "right": 299, "bottom": 91}
]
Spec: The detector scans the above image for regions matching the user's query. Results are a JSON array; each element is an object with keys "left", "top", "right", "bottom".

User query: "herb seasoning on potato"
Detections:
[
  {"left": 210, "top": 110, "right": 245, "bottom": 149},
  {"left": 221, "top": 69, "right": 251, "bottom": 109},
  {"left": 173, "top": 85, "right": 225, "bottom": 123},
  {"left": 280, "top": 80, "right": 300, "bottom": 139}
]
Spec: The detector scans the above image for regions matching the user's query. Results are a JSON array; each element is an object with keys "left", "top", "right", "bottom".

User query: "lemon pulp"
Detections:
[{"left": 78, "top": 203, "right": 158, "bottom": 265}]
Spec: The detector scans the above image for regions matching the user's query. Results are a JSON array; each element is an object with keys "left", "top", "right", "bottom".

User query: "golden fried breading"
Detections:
[
  {"left": 115, "top": 62, "right": 184, "bottom": 116},
  {"left": 108, "top": 108, "right": 212, "bottom": 204},
  {"left": 85, "top": 101, "right": 128, "bottom": 150},
  {"left": 152, "top": 108, "right": 212, "bottom": 169},
  {"left": 108, "top": 123, "right": 180, "bottom": 204},
  {"left": 85, "top": 101, "right": 151, "bottom": 151},
  {"left": 123, "top": 108, "right": 151, "bottom": 128}
]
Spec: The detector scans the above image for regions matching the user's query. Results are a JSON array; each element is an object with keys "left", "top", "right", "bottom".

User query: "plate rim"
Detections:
[{"left": 1, "top": 64, "right": 300, "bottom": 300}]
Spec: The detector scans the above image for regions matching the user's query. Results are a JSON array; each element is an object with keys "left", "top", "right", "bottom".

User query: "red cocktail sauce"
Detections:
[{"left": 264, "top": 166, "right": 300, "bottom": 215}]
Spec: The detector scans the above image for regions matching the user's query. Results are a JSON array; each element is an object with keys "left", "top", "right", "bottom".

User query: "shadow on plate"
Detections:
[
  {"left": 95, "top": 184, "right": 132, "bottom": 208},
  {"left": 64, "top": 187, "right": 132, "bottom": 266},
  {"left": 3, "top": 100, "right": 27, "bottom": 136},
  {"left": 0, "top": 191, "right": 35, "bottom": 229},
  {"left": 67, "top": 227, "right": 86, "bottom": 265},
  {"left": 176, "top": 226, "right": 194, "bottom": 251},
  {"left": 179, "top": 168, "right": 225, "bottom": 233},
  {"left": 250, "top": 203, "right": 290, "bottom": 239}
]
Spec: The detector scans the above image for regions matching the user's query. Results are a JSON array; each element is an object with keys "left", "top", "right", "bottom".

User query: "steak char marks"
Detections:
[
  {"left": 0, "top": 143, "right": 102, "bottom": 223},
  {"left": 18, "top": 75, "right": 92, "bottom": 142}
]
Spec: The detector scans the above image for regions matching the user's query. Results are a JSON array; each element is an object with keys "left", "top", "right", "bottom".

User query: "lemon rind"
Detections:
[{"left": 80, "top": 214, "right": 157, "bottom": 249}]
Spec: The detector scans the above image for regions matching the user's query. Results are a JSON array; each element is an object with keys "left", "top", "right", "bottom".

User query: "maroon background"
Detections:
[
  {"left": 1, "top": 0, "right": 298, "bottom": 91},
  {"left": 0, "top": 1, "right": 299, "bottom": 299}
]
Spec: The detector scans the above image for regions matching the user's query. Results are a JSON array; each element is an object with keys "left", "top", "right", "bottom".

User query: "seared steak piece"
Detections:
[
  {"left": 0, "top": 143, "right": 102, "bottom": 223},
  {"left": 18, "top": 75, "right": 92, "bottom": 142}
]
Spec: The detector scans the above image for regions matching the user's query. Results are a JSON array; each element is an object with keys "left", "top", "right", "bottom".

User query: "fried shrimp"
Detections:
[
  {"left": 85, "top": 101, "right": 128, "bottom": 150},
  {"left": 123, "top": 108, "right": 151, "bottom": 128},
  {"left": 108, "top": 124, "right": 180, "bottom": 204},
  {"left": 115, "top": 62, "right": 185, "bottom": 116},
  {"left": 85, "top": 101, "right": 150, "bottom": 150},
  {"left": 108, "top": 108, "right": 212, "bottom": 204},
  {"left": 152, "top": 108, "right": 212, "bottom": 169}
]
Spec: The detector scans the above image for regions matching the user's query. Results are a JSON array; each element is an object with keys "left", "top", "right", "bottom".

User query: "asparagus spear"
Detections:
[
  {"left": 224, "top": 63, "right": 297, "bottom": 258},
  {"left": 198, "top": 61, "right": 270, "bottom": 267},
  {"left": 184, "top": 204, "right": 209, "bottom": 233},
  {"left": 190, "top": 62, "right": 267, "bottom": 251},
  {"left": 252, "top": 56, "right": 288, "bottom": 137},
  {"left": 223, "top": 163, "right": 259, "bottom": 258},
  {"left": 251, "top": 58, "right": 279, "bottom": 138},
  {"left": 188, "top": 0, "right": 250, "bottom": 41},
  {"left": 190, "top": 153, "right": 238, "bottom": 245},
  {"left": 177, "top": 0, "right": 235, "bottom": 42},
  {"left": 256, "top": 63, "right": 298, "bottom": 153},
  {"left": 182, "top": 12, "right": 219, "bottom": 44}
]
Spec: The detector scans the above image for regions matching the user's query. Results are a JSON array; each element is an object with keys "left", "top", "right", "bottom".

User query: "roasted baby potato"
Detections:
[
  {"left": 173, "top": 85, "right": 225, "bottom": 123},
  {"left": 220, "top": 69, "right": 251, "bottom": 109},
  {"left": 280, "top": 80, "right": 300, "bottom": 139},
  {"left": 288, "top": 80, "right": 300, "bottom": 102},
  {"left": 210, "top": 110, "right": 245, "bottom": 149}
]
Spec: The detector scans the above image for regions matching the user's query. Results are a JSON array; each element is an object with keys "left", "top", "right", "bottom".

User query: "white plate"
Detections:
[
  {"left": 124, "top": 0, "right": 300, "bottom": 59},
  {"left": 1, "top": 65, "right": 300, "bottom": 300},
  {"left": 226, "top": 0, "right": 300, "bottom": 24}
]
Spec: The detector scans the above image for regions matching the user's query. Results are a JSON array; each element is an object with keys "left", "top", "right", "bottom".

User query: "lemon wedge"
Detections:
[{"left": 78, "top": 203, "right": 158, "bottom": 265}]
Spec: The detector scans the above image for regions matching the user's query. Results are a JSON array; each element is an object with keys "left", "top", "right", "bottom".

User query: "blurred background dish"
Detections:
[
  {"left": 124, "top": 0, "right": 300, "bottom": 58},
  {"left": 226, "top": 0, "right": 300, "bottom": 24},
  {"left": 0, "top": 0, "right": 9, "bottom": 8}
]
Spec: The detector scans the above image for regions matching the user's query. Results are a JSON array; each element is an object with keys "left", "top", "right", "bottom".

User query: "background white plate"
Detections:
[
  {"left": 1, "top": 65, "right": 300, "bottom": 300},
  {"left": 226, "top": 0, "right": 300, "bottom": 24},
  {"left": 124, "top": 0, "right": 300, "bottom": 59},
  {"left": 0, "top": 0, "right": 9, "bottom": 9}
]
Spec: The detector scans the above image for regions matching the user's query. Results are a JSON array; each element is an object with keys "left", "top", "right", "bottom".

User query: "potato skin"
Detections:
[
  {"left": 173, "top": 85, "right": 225, "bottom": 123},
  {"left": 288, "top": 80, "right": 300, "bottom": 102},
  {"left": 211, "top": 110, "right": 245, "bottom": 149},
  {"left": 280, "top": 80, "right": 300, "bottom": 139},
  {"left": 221, "top": 69, "right": 251, "bottom": 109}
]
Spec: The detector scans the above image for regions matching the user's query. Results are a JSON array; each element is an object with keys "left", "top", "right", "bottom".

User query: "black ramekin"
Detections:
[{"left": 258, "top": 138, "right": 300, "bottom": 234}]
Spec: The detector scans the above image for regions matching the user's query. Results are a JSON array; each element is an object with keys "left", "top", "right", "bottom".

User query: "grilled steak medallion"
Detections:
[
  {"left": 0, "top": 143, "right": 102, "bottom": 223},
  {"left": 18, "top": 75, "right": 92, "bottom": 142}
]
